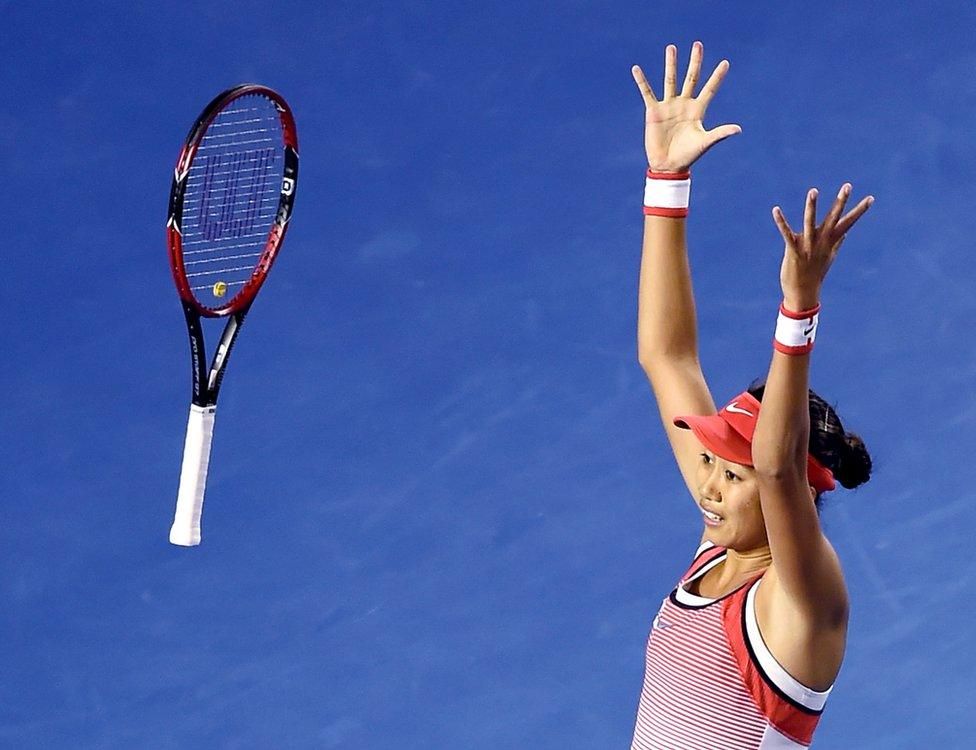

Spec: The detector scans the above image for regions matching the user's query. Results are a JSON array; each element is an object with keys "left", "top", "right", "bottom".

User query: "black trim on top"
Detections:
[{"left": 739, "top": 583, "right": 824, "bottom": 716}]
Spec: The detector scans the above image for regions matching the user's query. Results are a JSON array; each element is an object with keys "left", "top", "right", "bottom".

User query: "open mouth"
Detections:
[{"left": 699, "top": 503, "right": 724, "bottom": 526}]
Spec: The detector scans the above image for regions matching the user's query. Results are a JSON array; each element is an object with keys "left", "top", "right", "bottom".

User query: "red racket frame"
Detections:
[{"left": 166, "top": 84, "right": 299, "bottom": 318}]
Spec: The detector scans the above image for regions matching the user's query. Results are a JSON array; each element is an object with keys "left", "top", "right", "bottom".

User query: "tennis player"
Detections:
[{"left": 629, "top": 43, "right": 874, "bottom": 749}]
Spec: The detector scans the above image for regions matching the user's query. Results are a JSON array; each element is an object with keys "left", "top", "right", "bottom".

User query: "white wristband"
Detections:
[
  {"left": 643, "top": 169, "right": 691, "bottom": 217},
  {"left": 773, "top": 302, "right": 820, "bottom": 355}
]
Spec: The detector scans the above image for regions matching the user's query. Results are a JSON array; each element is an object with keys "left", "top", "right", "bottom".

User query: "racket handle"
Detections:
[{"left": 169, "top": 404, "right": 217, "bottom": 546}]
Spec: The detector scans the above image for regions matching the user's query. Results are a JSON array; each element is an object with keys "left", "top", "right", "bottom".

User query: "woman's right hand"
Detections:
[{"left": 632, "top": 42, "right": 741, "bottom": 173}]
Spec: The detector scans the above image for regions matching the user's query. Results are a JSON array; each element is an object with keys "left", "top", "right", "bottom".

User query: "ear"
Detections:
[{"left": 808, "top": 485, "right": 817, "bottom": 503}]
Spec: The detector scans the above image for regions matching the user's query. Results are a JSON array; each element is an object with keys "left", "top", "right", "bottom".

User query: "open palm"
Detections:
[{"left": 633, "top": 42, "right": 741, "bottom": 172}]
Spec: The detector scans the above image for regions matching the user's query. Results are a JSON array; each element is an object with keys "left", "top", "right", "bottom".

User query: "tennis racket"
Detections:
[{"left": 167, "top": 84, "right": 298, "bottom": 546}]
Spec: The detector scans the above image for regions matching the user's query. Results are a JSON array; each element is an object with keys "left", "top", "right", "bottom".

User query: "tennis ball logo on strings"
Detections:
[{"left": 212, "top": 281, "right": 228, "bottom": 298}]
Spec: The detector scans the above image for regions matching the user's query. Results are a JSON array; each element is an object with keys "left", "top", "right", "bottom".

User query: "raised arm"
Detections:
[
  {"left": 632, "top": 42, "right": 741, "bottom": 497},
  {"left": 752, "top": 184, "right": 873, "bottom": 624}
]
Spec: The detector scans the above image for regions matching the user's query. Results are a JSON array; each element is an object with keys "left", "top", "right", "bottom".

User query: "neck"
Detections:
[{"left": 722, "top": 544, "right": 773, "bottom": 578}]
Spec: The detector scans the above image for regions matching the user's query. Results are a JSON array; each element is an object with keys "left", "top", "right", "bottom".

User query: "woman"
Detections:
[{"left": 629, "top": 43, "right": 874, "bottom": 749}]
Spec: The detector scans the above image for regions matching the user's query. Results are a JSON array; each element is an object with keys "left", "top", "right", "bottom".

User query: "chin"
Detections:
[{"left": 703, "top": 526, "right": 726, "bottom": 543}]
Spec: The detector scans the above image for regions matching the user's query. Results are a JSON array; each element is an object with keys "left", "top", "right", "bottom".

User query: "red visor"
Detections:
[{"left": 674, "top": 391, "right": 836, "bottom": 493}]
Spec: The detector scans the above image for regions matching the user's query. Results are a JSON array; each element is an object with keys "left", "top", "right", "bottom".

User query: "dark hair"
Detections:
[{"left": 747, "top": 380, "right": 872, "bottom": 507}]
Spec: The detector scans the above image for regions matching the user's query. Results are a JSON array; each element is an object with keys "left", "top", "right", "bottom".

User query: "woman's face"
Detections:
[{"left": 695, "top": 449, "right": 768, "bottom": 551}]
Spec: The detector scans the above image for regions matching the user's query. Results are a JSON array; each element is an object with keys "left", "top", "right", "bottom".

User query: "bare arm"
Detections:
[
  {"left": 638, "top": 212, "right": 716, "bottom": 498},
  {"left": 631, "top": 43, "right": 741, "bottom": 497},
  {"left": 752, "top": 184, "right": 874, "bottom": 625}
]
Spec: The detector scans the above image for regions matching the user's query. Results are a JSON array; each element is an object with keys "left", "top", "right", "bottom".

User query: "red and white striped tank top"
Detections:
[{"left": 631, "top": 542, "right": 832, "bottom": 749}]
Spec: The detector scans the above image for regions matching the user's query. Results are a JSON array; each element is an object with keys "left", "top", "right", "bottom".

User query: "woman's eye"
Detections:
[
  {"left": 700, "top": 453, "right": 712, "bottom": 464},
  {"left": 725, "top": 470, "right": 739, "bottom": 482}
]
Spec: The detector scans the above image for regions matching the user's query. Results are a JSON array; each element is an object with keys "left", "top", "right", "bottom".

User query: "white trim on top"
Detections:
[
  {"left": 744, "top": 579, "right": 832, "bottom": 712},
  {"left": 674, "top": 552, "right": 727, "bottom": 606},
  {"left": 694, "top": 540, "right": 715, "bottom": 559}
]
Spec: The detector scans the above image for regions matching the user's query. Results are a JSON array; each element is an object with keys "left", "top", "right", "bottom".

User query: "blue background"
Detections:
[{"left": 2, "top": 1, "right": 973, "bottom": 747}]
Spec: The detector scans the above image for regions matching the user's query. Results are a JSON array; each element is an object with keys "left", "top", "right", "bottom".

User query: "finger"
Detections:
[
  {"left": 663, "top": 44, "right": 678, "bottom": 99},
  {"left": 803, "top": 188, "right": 818, "bottom": 239},
  {"left": 703, "top": 123, "right": 743, "bottom": 150},
  {"left": 631, "top": 65, "right": 658, "bottom": 105},
  {"left": 771, "top": 206, "right": 795, "bottom": 244},
  {"left": 821, "top": 182, "right": 851, "bottom": 231},
  {"left": 696, "top": 59, "right": 730, "bottom": 107},
  {"left": 681, "top": 41, "right": 703, "bottom": 97},
  {"left": 834, "top": 195, "right": 875, "bottom": 236}
]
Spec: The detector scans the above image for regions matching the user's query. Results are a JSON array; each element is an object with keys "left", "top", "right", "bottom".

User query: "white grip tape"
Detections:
[{"left": 169, "top": 404, "right": 216, "bottom": 546}]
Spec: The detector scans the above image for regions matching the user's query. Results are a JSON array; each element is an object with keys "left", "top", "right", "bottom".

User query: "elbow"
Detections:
[
  {"left": 829, "top": 600, "right": 850, "bottom": 630},
  {"left": 752, "top": 448, "right": 807, "bottom": 483},
  {"left": 637, "top": 346, "right": 698, "bottom": 374},
  {"left": 752, "top": 464, "right": 794, "bottom": 484}
]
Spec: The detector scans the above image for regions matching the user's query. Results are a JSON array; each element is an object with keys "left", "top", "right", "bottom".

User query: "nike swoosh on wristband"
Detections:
[
  {"left": 726, "top": 402, "right": 754, "bottom": 416},
  {"left": 803, "top": 324, "right": 816, "bottom": 336}
]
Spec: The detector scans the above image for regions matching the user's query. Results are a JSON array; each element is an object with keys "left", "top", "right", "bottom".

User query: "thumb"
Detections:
[{"left": 703, "top": 123, "right": 742, "bottom": 150}]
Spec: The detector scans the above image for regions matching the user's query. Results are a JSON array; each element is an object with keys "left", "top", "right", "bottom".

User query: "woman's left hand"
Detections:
[{"left": 772, "top": 184, "right": 874, "bottom": 310}]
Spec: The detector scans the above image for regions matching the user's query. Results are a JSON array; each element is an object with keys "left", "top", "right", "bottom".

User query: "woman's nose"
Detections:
[{"left": 701, "top": 466, "right": 722, "bottom": 500}]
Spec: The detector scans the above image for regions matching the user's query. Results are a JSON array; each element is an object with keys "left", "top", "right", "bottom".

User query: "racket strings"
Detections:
[
  {"left": 184, "top": 251, "right": 263, "bottom": 268},
  {"left": 195, "top": 136, "right": 280, "bottom": 151},
  {"left": 180, "top": 196, "right": 280, "bottom": 225},
  {"left": 182, "top": 237, "right": 269, "bottom": 255},
  {"left": 196, "top": 129, "right": 277, "bottom": 144},
  {"left": 180, "top": 93, "right": 284, "bottom": 304},
  {"left": 188, "top": 264, "right": 258, "bottom": 279},
  {"left": 189, "top": 280, "right": 248, "bottom": 292}
]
